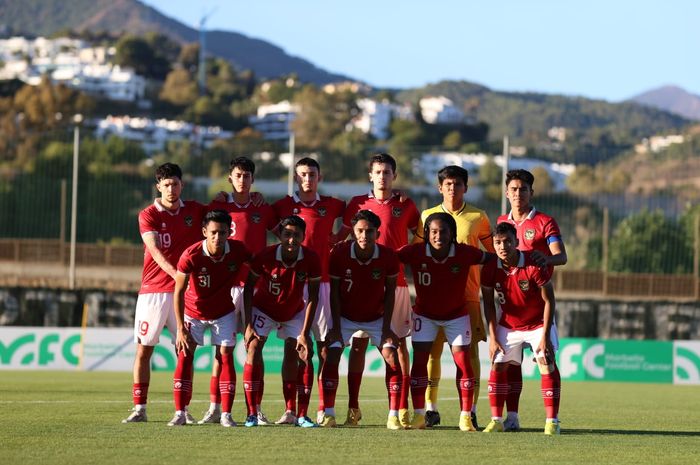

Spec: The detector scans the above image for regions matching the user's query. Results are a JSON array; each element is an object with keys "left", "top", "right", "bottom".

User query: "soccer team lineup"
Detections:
[{"left": 125, "top": 152, "right": 564, "bottom": 435}]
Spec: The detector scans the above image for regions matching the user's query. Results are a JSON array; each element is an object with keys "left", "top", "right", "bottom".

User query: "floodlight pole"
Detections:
[
  {"left": 69, "top": 114, "right": 83, "bottom": 290},
  {"left": 500, "top": 136, "right": 510, "bottom": 216},
  {"left": 287, "top": 132, "right": 295, "bottom": 196}
]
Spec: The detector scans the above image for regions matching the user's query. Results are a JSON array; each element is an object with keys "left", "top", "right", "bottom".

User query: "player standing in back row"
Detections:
[
  {"left": 123, "top": 163, "right": 204, "bottom": 424},
  {"left": 340, "top": 153, "right": 419, "bottom": 428},
  {"left": 497, "top": 169, "right": 567, "bottom": 431},
  {"left": 198, "top": 156, "right": 277, "bottom": 425}
]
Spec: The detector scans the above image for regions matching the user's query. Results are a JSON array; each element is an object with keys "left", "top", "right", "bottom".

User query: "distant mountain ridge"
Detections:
[
  {"left": 0, "top": 0, "right": 350, "bottom": 84},
  {"left": 629, "top": 85, "right": 700, "bottom": 121}
]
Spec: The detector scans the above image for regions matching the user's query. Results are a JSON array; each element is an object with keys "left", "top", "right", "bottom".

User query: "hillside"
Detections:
[
  {"left": 630, "top": 85, "right": 700, "bottom": 121},
  {"left": 0, "top": 0, "right": 350, "bottom": 84},
  {"left": 397, "top": 80, "right": 690, "bottom": 163}
]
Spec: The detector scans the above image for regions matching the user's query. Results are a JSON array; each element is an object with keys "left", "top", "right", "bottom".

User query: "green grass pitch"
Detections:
[{"left": 1, "top": 371, "right": 699, "bottom": 465}]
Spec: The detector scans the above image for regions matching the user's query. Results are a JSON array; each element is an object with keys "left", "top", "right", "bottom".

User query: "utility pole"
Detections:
[
  {"left": 69, "top": 114, "right": 83, "bottom": 289},
  {"left": 198, "top": 8, "right": 217, "bottom": 96},
  {"left": 500, "top": 136, "right": 510, "bottom": 216}
]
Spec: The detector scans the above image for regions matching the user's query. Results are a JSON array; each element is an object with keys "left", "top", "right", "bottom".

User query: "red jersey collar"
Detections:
[
  {"left": 201, "top": 239, "right": 230, "bottom": 263},
  {"left": 497, "top": 250, "right": 526, "bottom": 273},
  {"left": 507, "top": 206, "right": 537, "bottom": 223},
  {"left": 292, "top": 192, "right": 320, "bottom": 206},
  {"left": 275, "top": 244, "right": 304, "bottom": 267},
  {"left": 226, "top": 192, "right": 252, "bottom": 208},
  {"left": 424, "top": 243, "right": 456, "bottom": 263},
  {"left": 350, "top": 242, "right": 379, "bottom": 264},
  {"left": 154, "top": 198, "right": 185, "bottom": 214}
]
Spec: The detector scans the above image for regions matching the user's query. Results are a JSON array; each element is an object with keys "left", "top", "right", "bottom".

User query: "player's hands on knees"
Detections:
[
  {"left": 296, "top": 334, "right": 312, "bottom": 361},
  {"left": 176, "top": 327, "right": 191, "bottom": 353},
  {"left": 537, "top": 336, "right": 553, "bottom": 364},
  {"left": 245, "top": 324, "right": 261, "bottom": 349},
  {"left": 489, "top": 339, "right": 504, "bottom": 362}
]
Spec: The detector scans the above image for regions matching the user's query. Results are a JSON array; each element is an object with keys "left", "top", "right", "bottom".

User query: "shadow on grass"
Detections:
[{"left": 561, "top": 428, "right": 700, "bottom": 437}]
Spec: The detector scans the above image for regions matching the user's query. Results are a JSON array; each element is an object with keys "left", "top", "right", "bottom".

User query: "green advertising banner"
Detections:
[{"left": 2, "top": 327, "right": 700, "bottom": 385}]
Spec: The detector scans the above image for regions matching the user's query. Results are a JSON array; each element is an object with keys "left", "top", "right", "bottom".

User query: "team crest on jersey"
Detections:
[
  {"left": 251, "top": 213, "right": 261, "bottom": 224},
  {"left": 297, "top": 272, "right": 308, "bottom": 281},
  {"left": 161, "top": 222, "right": 167, "bottom": 229},
  {"left": 318, "top": 207, "right": 327, "bottom": 217},
  {"left": 227, "top": 262, "right": 238, "bottom": 272},
  {"left": 345, "top": 269, "right": 352, "bottom": 277},
  {"left": 524, "top": 229, "right": 535, "bottom": 240},
  {"left": 421, "top": 263, "right": 427, "bottom": 269},
  {"left": 201, "top": 267, "right": 208, "bottom": 273},
  {"left": 371, "top": 269, "right": 382, "bottom": 280},
  {"left": 450, "top": 264, "right": 461, "bottom": 274},
  {"left": 391, "top": 207, "right": 402, "bottom": 217},
  {"left": 184, "top": 215, "right": 193, "bottom": 227},
  {"left": 293, "top": 208, "right": 300, "bottom": 215},
  {"left": 518, "top": 280, "right": 530, "bottom": 291}
]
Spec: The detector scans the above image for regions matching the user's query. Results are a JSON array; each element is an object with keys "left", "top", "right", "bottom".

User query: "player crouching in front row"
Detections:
[
  {"left": 242, "top": 215, "right": 321, "bottom": 428},
  {"left": 398, "top": 212, "right": 493, "bottom": 431},
  {"left": 320, "top": 210, "right": 403, "bottom": 429},
  {"left": 481, "top": 222, "right": 562, "bottom": 435},
  {"left": 170, "top": 210, "right": 252, "bottom": 427}
]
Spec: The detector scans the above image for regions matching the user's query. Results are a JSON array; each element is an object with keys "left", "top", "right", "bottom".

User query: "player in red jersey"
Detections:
[
  {"left": 497, "top": 169, "right": 567, "bottom": 431},
  {"left": 242, "top": 215, "right": 322, "bottom": 428},
  {"left": 398, "top": 212, "right": 491, "bottom": 431},
  {"left": 340, "top": 153, "right": 419, "bottom": 427},
  {"left": 319, "top": 210, "right": 403, "bottom": 429},
  {"left": 272, "top": 157, "right": 345, "bottom": 423},
  {"left": 199, "top": 156, "right": 277, "bottom": 425},
  {"left": 481, "top": 222, "right": 561, "bottom": 435},
  {"left": 122, "top": 163, "right": 205, "bottom": 424},
  {"left": 168, "top": 210, "right": 252, "bottom": 427}
]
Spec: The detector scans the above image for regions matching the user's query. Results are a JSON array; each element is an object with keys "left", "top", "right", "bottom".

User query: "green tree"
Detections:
[
  {"left": 608, "top": 210, "right": 692, "bottom": 274},
  {"left": 159, "top": 69, "right": 198, "bottom": 107},
  {"left": 477, "top": 156, "right": 502, "bottom": 201}
]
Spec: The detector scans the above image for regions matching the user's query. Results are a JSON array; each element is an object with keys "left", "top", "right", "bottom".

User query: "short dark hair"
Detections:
[
  {"left": 351, "top": 209, "right": 381, "bottom": 229},
  {"left": 278, "top": 215, "right": 306, "bottom": 235},
  {"left": 295, "top": 157, "right": 320, "bottom": 174},
  {"left": 369, "top": 153, "right": 397, "bottom": 173},
  {"left": 423, "top": 212, "right": 457, "bottom": 244},
  {"left": 230, "top": 156, "right": 255, "bottom": 175},
  {"left": 437, "top": 165, "right": 468, "bottom": 185},
  {"left": 494, "top": 222, "right": 517, "bottom": 238},
  {"left": 155, "top": 162, "right": 182, "bottom": 182},
  {"left": 203, "top": 209, "right": 232, "bottom": 228},
  {"left": 505, "top": 169, "right": 534, "bottom": 189}
]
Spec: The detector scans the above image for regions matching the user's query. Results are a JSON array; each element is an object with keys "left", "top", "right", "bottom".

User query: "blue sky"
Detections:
[{"left": 144, "top": 0, "right": 698, "bottom": 102}]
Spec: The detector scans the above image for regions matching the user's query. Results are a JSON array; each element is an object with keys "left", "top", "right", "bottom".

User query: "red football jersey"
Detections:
[
  {"left": 329, "top": 242, "right": 399, "bottom": 322},
  {"left": 209, "top": 195, "right": 277, "bottom": 285},
  {"left": 344, "top": 193, "right": 419, "bottom": 286},
  {"left": 138, "top": 199, "right": 205, "bottom": 294},
  {"left": 177, "top": 239, "right": 252, "bottom": 320},
  {"left": 480, "top": 251, "right": 552, "bottom": 331},
  {"left": 497, "top": 207, "right": 562, "bottom": 257},
  {"left": 250, "top": 244, "right": 322, "bottom": 322},
  {"left": 398, "top": 243, "right": 484, "bottom": 320},
  {"left": 273, "top": 193, "right": 345, "bottom": 282}
]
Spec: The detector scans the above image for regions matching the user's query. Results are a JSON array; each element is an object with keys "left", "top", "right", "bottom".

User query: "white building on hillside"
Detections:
[
  {"left": 419, "top": 96, "right": 464, "bottom": 125},
  {"left": 349, "top": 98, "right": 414, "bottom": 140},
  {"left": 249, "top": 100, "right": 299, "bottom": 141},
  {"left": 0, "top": 36, "right": 145, "bottom": 102},
  {"left": 95, "top": 115, "right": 233, "bottom": 154},
  {"left": 418, "top": 152, "right": 575, "bottom": 191}
]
